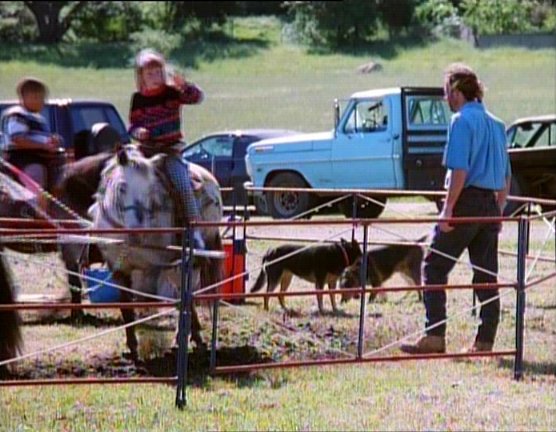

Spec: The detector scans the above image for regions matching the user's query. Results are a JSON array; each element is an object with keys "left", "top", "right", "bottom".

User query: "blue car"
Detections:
[{"left": 182, "top": 129, "right": 299, "bottom": 207}]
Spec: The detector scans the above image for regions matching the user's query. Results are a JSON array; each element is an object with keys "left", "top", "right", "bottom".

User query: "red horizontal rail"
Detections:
[
  {"left": 246, "top": 186, "right": 556, "bottom": 206},
  {"left": 0, "top": 215, "right": 519, "bottom": 236},
  {"left": 194, "top": 282, "right": 515, "bottom": 302},
  {"left": 0, "top": 376, "right": 177, "bottom": 387},
  {"left": 0, "top": 301, "right": 177, "bottom": 311},
  {"left": 213, "top": 349, "right": 517, "bottom": 374},
  {"left": 499, "top": 248, "right": 556, "bottom": 264},
  {"left": 524, "top": 271, "right": 556, "bottom": 290}
]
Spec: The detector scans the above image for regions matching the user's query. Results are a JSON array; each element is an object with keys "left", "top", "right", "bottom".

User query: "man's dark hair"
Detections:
[{"left": 16, "top": 77, "right": 48, "bottom": 98}]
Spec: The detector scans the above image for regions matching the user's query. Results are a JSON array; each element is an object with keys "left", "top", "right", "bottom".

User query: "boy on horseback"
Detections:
[
  {"left": 1, "top": 77, "right": 64, "bottom": 210},
  {"left": 129, "top": 49, "right": 206, "bottom": 250}
]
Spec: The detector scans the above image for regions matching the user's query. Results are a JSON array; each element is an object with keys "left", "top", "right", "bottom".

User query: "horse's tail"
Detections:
[{"left": 0, "top": 252, "right": 23, "bottom": 370}]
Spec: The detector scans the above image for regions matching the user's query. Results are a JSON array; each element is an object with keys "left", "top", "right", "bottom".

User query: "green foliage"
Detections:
[
  {"left": 415, "top": 0, "right": 464, "bottom": 37},
  {"left": 461, "top": 0, "right": 535, "bottom": 34},
  {"left": 285, "top": 0, "right": 382, "bottom": 48},
  {"left": 164, "top": 1, "right": 239, "bottom": 31},
  {"left": 378, "top": 0, "right": 418, "bottom": 35},
  {"left": 129, "top": 29, "right": 181, "bottom": 59},
  {"left": 70, "top": 1, "right": 143, "bottom": 42},
  {"left": 0, "top": 1, "right": 36, "bottom": 42}
]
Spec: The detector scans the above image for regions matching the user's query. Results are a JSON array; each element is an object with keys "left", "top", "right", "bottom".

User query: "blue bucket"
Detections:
[{"left": 84, "top": 268, "right": 120, "bottom": 303}]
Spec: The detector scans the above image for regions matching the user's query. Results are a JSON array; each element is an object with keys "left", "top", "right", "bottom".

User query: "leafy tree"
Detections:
[
  {"left": 461, "top": 0, "right": 541, "bottom": 35},
  {"left": 163, "top": 1, "right": 239, "bottom": 32},
  {"left": 236, "top": 1, "right": 287, "bottom": 16},
  {"left": 414, "top": 0, "right": 462, "bottom": 37},
  {"left": 23, "top": 1, "right": 88, "bottom": 44},
  {"left": 70, "top": 1, "right": 143, "bottom": 42},
  {"left": 286, "top": 0, "right": 381, "bottom": 48},
  {"left": 378, "top": 0, "right": 418, "bottom": 37},
  {"left": 0, "top": 2, "right": 36, "bottom": 42}
]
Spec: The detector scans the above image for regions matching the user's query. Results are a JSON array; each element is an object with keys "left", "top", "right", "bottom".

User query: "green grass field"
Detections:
[{"left": 1, "top": 17, "right": 555, "bottom": 431}]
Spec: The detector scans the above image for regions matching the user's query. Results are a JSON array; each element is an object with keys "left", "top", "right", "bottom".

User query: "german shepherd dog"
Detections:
[
  {"left": 339, "top": 236, "right": 427, "bottom": 303},
  {"left": 250, "top": 238, "right": 362, "bottom": 313}
]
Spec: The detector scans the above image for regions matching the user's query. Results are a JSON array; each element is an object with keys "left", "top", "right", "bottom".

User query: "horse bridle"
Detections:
[{"left": 338, "top": 243, "right": 351, "bottom": 267}]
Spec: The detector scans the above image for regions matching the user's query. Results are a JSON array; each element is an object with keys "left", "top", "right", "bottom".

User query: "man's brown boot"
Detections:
[{"left": 400, "top": 335, "right": 446, "bottom": 354}]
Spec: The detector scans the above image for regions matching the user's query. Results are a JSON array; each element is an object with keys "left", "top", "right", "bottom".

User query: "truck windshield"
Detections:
[{"left": 344, "top": 99, "right": 388, "bottom": 133}]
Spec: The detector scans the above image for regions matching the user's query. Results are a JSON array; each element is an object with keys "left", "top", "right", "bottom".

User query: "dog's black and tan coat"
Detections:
[
  {"left": 339, "top": 235, "right": 428, "bottom": 303},
  {"left": 250, "top": 238, "right": 362, "bottom": 313}
]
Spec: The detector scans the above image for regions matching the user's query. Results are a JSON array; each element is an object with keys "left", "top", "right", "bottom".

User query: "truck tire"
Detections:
[
  {"left": 340, "top": 196, "right": 387, "bottom": 219},
  {"left": 266, "top": 173, "right": 314, "bottom": 219},
  {"left": 503, "top": 176, "right": 527, "bottom": 216}
]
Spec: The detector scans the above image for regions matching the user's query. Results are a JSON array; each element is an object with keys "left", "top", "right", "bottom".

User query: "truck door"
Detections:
[
  {"left": 332, "top": 97, "right": 398, "bottom": 188},
  {"left": 402, "top": 88, "right": 449, "bottom": 191}
]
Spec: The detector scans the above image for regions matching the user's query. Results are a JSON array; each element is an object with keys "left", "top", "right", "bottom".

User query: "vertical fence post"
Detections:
[
  {"left": 210, "top": 291, "right": 220, "bottom": 373},
  {"left": 357, "top": 223, "right": 369, "bottom": 359},
  {"left": 176, "top": 226, "right": 194, "bottom": 409},
  {"left": 514, "top": 216, "right": 529, "bottom": 380},
  {"left": 350, "top": 193, "right": 357, "bottom": 242}
]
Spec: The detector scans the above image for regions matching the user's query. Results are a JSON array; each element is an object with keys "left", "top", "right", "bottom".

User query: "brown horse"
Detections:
[
  {"left": 0, "top": 248, "right": 22, "bottom": 378},
  {"left": 0, "top": 124, "right": 120, "bottom": 320}
]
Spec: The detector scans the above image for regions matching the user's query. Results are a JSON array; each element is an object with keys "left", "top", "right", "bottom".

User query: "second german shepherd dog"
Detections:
[
  {"left": 339, "top": 236, "right": 428, "bottom": 303},
  {"left": 250, "top": 238, "right": 362, "bottom": 313}
]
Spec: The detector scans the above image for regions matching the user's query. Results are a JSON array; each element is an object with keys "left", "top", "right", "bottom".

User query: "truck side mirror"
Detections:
[{"left": 334, "top": 99, "right": 340, "bottom": 137}]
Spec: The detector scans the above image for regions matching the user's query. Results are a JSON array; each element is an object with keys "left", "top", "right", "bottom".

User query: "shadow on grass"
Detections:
[
  {"left": 175, "top": 33, "right": 271, "bottom": 69},
  {"left": 3, "top": 344, "right": 272, "bottom": 388},
  {"left": 306, "top": 33, "right": 433, "bottom": 60},
  {"left": 142, "top": 345, "right": 271, "bottom": 388},
  {"left": 21, "top": 312, "right": 123, "bottom": 327},
  {"left": 498, "top": 358, "right": 556, "bottom": 376},
  {"left": 0, "top": 32, "right": 270, "bottom": 70}
]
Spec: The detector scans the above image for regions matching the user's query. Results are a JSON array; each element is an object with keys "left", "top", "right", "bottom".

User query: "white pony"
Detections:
[{"left": 89, "top": 145, "right": 224, "bottom": 360}]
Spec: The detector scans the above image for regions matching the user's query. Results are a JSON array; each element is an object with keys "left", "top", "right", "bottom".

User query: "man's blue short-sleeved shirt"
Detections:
[{"left": 443, "top": 101, "right": 511, "bottom": 190}]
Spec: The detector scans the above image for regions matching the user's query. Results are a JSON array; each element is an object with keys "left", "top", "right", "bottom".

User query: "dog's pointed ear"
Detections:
[
  {"left": 352, "top": 238, "right": 362, "bottom": 252},
  {"left": 117, "top": 147, "right": 129, "bottom": 166}
]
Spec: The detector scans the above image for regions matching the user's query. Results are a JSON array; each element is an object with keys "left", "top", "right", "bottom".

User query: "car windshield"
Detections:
[{"left": 507, "top": 122, "right": 551, "bottom": 148}]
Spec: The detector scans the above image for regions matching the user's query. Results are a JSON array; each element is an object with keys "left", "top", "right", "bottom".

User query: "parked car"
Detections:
[
  {"left": 0, "top": 98, "right": 130, "bottom": 162},
  {"left": 506, "top": 114, "right": 556, "bottom": 214},
  {"left": 182, "top": 129, "right": 299, "bottom": 207}
]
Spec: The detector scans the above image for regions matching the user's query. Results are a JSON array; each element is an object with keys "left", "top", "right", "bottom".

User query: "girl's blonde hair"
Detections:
[{"left": 134, "top": 48, "right": 167, "bottom": 92}]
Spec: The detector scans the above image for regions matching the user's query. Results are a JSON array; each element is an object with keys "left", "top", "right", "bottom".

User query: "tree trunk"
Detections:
[{"left": 24, "top": 1, "right": 87, "bottom": 44}]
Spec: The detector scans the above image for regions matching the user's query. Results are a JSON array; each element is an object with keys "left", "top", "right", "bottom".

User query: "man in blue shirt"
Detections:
[{"left": 401, "top": 63, "right": 511, "bottom": 354}]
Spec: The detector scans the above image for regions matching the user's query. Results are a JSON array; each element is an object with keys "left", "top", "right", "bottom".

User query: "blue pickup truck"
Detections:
[{"left": 245, "top": 87, "right": 450, "bottom": 218}]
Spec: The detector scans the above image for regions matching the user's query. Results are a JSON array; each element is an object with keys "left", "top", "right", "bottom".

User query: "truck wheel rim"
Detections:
[{"left": 276, "top": 191, "right": 299, "bottom": 214}]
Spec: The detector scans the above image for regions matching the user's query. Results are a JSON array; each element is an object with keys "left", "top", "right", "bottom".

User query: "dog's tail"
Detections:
[
  {"left": 250, "top": 253, "right": 269, "bottom": 293},
  {"left": 250, "top": 267, "right": 267, "bottom": 293},
  {"left": 417, "top": 234, "right": 428, "bottom": 244}
]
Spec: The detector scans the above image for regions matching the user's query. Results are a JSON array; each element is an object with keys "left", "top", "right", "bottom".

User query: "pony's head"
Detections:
[{"left": 98, "top": 145, "right": 162, "bottom": 231}]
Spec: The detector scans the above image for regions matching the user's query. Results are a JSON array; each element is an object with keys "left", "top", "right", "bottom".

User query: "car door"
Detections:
[
  {"left": 332, "top": 97, "right": 397, "bottom": 189},
  {"left": 182, "top": 134, "right": 234, "bottom": 187}
]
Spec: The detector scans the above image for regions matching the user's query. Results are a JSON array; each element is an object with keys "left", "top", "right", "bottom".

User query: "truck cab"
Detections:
[
  {"left": 0, "top": 99, "right": 130, "bottom": 162},
  {"left": 245, "top": 87, "right": 450, "bottom": 219}
]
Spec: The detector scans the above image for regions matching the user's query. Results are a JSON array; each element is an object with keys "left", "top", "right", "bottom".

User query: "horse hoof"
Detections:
[
  {"left": 194, "top": 342, "right": 208, "bottom": 354},
  {"left": 123, "top": 351, "right": 139, "bottom": 363},
  {"left": 70, "top": 310, "right": 85, "bottom": 324}
]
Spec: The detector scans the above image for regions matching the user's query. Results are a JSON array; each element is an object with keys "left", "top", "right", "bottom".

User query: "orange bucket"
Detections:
[{"left": 221, "top": 240, "right": 246, "bottom": 303}]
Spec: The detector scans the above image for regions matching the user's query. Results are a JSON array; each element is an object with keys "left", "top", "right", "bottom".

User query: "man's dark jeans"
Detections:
[{"left": 424, "top": 187, "right": 501, "bottom": 344}]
